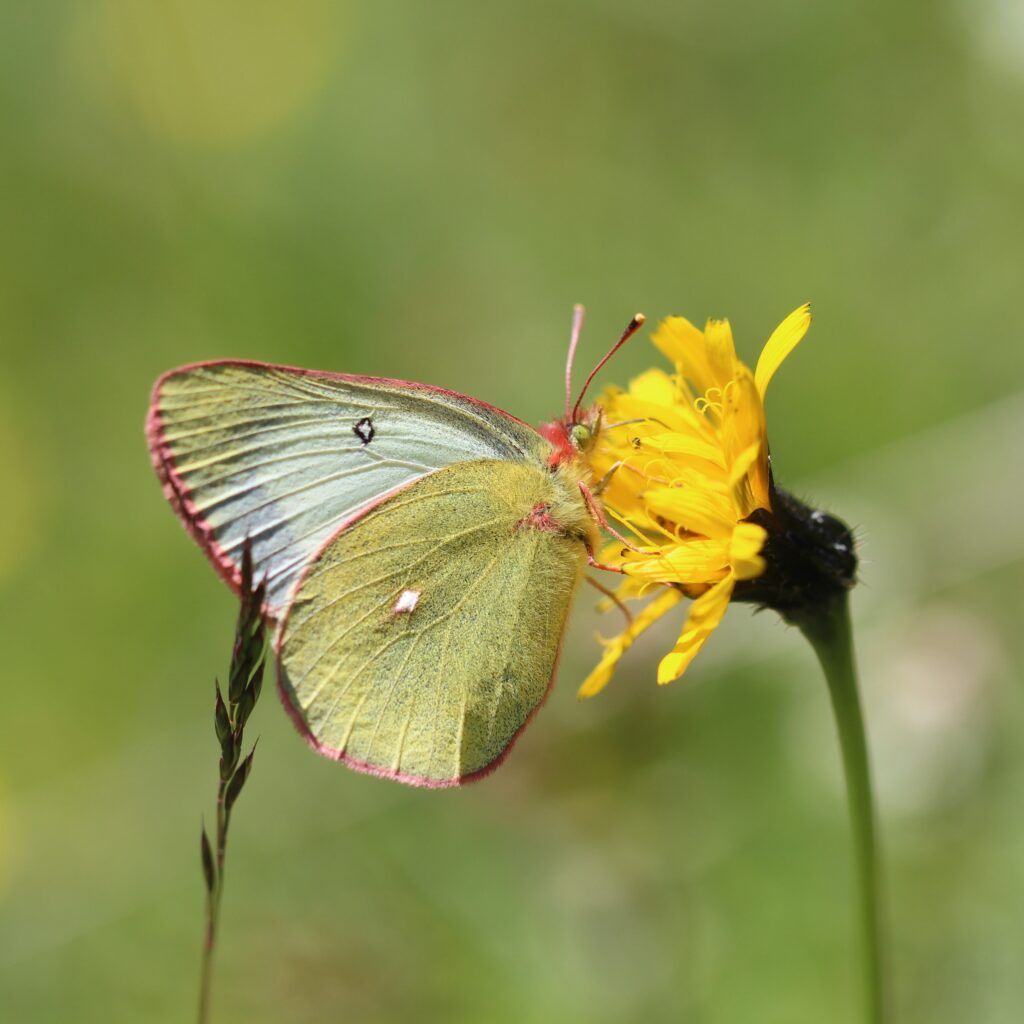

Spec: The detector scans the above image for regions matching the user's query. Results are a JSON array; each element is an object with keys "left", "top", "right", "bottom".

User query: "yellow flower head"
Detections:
[{"left": 580, "top": 304, "right": 816, "bottom": 697}]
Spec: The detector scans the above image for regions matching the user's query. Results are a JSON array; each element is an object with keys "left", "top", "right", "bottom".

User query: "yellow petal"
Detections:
[
  {"left": 728, "top": 441, "right": 762, "bottom": 490},
  {"left": 656, "top": 575, "right": 735, "bottom": 684},
  {"left": 703, "top": 318, "right": 739, "bottom": 389},
  {"left": 605, "top": 388, "right": 710, "bottom": 437},
  {"left": 627, "top": 368, "right": 677, "bottom": 406},
  {"left": 578, "top": 588, "right": 684, "bottom": 698},
  {"left": 651, "top": 316, "right": 716, "bottom": 394},
  {"left": 636, "top": 431, "right": 727, "bottom": 469},
  {"left": 721, "top": 371, "right": 770, "bottom": 513},
  {"left": 729, "top": 522, "right": 767, "bottom": 580},
  {"left": 623, "top": 538, "right": 730, "bottom": 584},
  {"left": 728, "top": 439, "right": 767, "bottom": 519},
  {"left": 577, "top": 647, "right": 620, "bottom": 700},
  {"left": 609, "top": 573, "right": 655, "bottom": 601},
  {"left": 754, "top": 303, "right": 811, "bottom": 397},
  {"left": 644, "top": 486, "right": 736, "bottom": 541}
]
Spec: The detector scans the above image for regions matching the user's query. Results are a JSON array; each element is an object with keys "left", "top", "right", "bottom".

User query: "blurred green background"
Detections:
[{"left": 2, "top": 1, "right": 1023, "bottom": 1021}]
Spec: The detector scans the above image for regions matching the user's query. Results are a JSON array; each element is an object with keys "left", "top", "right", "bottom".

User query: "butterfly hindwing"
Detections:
[
  {"left": 275, "top": 460, "right": 589, "bottom": 786},
  {"left": 147, "top": 361, "right": 542, "bottom": 610}
]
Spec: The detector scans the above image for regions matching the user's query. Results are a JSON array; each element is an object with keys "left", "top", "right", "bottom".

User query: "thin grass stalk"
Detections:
[{"left": 197, "top": 542, "right": 266, "bottom": 1024}]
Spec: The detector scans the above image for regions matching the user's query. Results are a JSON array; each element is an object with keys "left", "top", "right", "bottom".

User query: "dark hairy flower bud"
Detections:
[{"left": 734, "top": 484, "right": 857, "bottom": 622}]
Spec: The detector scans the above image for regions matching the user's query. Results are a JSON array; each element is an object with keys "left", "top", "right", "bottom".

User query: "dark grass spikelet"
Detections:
[
  {"left": 225, "top": 739, "right": 258, "bottom": 814},
  {"left": 200, "top": 824, "right": 216, "bottom": 895},
  {"left": 198, "top": 539, "right": 267, "bottom": 1023}
]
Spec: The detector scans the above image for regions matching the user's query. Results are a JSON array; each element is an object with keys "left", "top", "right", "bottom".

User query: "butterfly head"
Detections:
[
  {"left": 545, "top": 306, "right": 644, "bottom": 468},
  {"left": 540, "top": 406, "right": 603, "bottom": 467},
  {"left": 568, "top": 419, "right": 596, "bottom": 452}
]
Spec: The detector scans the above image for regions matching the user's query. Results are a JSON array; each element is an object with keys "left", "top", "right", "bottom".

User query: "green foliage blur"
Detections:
[{"left": 2, "top": 2, "right": 1022, "bottom": 1021}]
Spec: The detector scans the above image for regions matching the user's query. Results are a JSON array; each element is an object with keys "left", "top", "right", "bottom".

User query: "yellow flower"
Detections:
[{"left": 579, "top": 303, "right": 813, "bottom": 697}]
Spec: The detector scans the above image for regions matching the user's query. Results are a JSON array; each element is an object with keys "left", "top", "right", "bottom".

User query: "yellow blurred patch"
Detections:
[{"left": 69, "top": 0, "right": 339, "bottom": 146}]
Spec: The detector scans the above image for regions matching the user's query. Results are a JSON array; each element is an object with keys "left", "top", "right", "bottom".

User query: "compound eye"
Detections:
[{"left": 569, "top": 423, "right": 593, "bottom": 450}]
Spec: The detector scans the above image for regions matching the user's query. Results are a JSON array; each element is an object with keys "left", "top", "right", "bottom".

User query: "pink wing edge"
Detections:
[
  {"left": 145, "top": 357, "right": 540, "bottom": 608},
  {"left": 272, "top": 485, "right": 572, "bottom": 788},
  {"left": 147, "top": 357, "right": 562, "bottom": 787}
]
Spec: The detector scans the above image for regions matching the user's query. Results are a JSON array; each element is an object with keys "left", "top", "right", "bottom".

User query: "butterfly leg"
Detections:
[
  {"left": 586, "top": 552, "right": 625, "bottom": 574},
  {"left": 578, "top": 481, "right": 645, "bottom": 554},
  {"left": 584, "top": 574, "right": 634, "bottom": 627},
  {"left": 590, "top": 460, "right": 622, "bottom": 497}
]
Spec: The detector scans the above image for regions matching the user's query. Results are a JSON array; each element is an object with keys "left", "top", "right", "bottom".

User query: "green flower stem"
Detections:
[{"left": 797, "top": 593, "right": 887, "bottom": 1024}]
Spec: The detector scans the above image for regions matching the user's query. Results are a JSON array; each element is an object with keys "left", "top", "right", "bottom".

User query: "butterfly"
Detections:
[{"left": 147, "top": 307, "right": 644, "bottom": 787}]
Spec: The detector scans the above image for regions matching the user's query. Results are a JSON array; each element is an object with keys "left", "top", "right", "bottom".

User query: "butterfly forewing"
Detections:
[
  {"left": 275, "top": 460, "right": 587, "bottom": 786},
  {"left": 148, "top": 361, "right": 542, "bottom": 610}
]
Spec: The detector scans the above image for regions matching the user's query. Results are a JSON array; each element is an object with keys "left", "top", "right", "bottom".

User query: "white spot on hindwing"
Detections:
[{"left": 393, "top": 589, "right": 421, "bottom": 614}]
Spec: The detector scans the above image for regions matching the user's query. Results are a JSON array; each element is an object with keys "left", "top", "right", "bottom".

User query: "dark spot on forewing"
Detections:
[{"left": 353, "top": 417, "right": 375, "bottom": 444}]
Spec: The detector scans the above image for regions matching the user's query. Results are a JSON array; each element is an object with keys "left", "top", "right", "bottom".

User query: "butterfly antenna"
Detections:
[
  {"left": 565, "top": 303, "right": 586, "bottom": 419},
  {"left": 572, "top": 313, "right": 646, "bottom": 420}
]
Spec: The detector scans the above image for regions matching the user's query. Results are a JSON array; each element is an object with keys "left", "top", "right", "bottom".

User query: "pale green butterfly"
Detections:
[{"left": 147, "top": 309, "right": 644, "bottom": 787}]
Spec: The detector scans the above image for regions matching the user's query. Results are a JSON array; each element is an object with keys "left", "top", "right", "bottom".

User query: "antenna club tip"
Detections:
[{"left": 632, "top": 313, "right": 646, "bottom": 326}]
